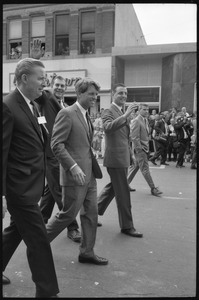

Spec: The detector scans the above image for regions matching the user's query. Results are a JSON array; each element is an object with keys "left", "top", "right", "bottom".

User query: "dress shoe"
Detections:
[
  {"left": 149, "top": 158, "right": 157, "bottom": 165},
  {"left": 151, "top": 187, "right": 162, "bottom": 196},
  {"left": 67, "top": 229, "right": 81, "bottom": 243},
  {"left": 129, "top": 186, "right": 136, "bottom": 192},
  {"left": 121, "top": 228, "right": 143, "bottom": 238},
  {"left": 78, "top": 254, "right": 108, "bottom": 265},
  {"left": 97, "top": 222, "right": 102, "bottom": 227},
  {"left": 2, "top": 274, "right": 11, "bottom": 285}
]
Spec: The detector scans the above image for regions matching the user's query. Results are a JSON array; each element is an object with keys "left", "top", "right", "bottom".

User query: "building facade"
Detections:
[{"left": 3, "top": 4, "right": 196, "bottom": 114}]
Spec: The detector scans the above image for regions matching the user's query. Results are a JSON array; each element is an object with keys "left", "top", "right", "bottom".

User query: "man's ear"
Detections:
[{"left": 21, "top": 73, "right": 28, "bottom": 84}]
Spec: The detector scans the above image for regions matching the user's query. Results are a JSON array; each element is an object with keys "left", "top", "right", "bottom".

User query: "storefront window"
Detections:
[
  {"left": 80, "top": 11, "right": 95, "bottom": 54},
  {"left": 31, "top": 16, "right": 45, "bottom": 56},
  {"left": 55, "top": 14, "right": 70, "bottom": 56},
  {"left": 9, "top": 19, "right": 22, "bottom": 59},
  {"left": 127, "top": 87, "right": 160, "bottom": 103}
]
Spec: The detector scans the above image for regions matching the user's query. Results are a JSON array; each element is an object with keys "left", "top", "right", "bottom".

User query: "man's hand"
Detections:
[
  {"left": 2, "top": 196, "right": 7, "bottom": 219},
  {"left": 30, "top": 39, "right": 45, "bottom": 60},
  {"left": 70, "top": 165, "right": 86, "bottom": 185},
  {"left": 124, "top": 103, "right": 139, "bottom": 119}
]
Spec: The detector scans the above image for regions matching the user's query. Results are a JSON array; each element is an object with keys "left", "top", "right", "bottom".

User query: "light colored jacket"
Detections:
[{"left": 130, "top": 114, "right": 149, "bottom": 153}]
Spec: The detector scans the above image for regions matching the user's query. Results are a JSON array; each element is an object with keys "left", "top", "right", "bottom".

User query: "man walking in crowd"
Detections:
[
  {"left": 97, "top": 83, "right": 143, "bottom": 238},
  {"left": 127, "top": 103, "right": 163, "bottom": 197},
  {"left": 149, "top": 113, "right": 169, "bottom": 166},
  {"left": 2, "top": 58, "right": 59, "bottom": 297},
  {"left": 36, "top": 75, "right": 81, "bottom": 243},
  {"left": 46, "top": 77, "right": 108, "bottom": 265},
  {"left": 31, "top": 40, "right": 81, "bottom": 242}
]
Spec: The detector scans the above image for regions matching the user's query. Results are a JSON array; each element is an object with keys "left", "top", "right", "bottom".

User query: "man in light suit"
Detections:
[
  {"left": 97, "top": 83, "right": 143, "bottom": 237},
  {"left": 46, "top": 78, "right": 108, "bottom": 265},
  {"left": 127, "top": 103, "right": 163, "bottom": 197},
  {"left": 2, "top": 58, "right": 59, "bottom": 297}
]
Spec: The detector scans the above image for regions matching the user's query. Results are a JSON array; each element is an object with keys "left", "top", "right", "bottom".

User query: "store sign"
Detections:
[{"left": 9, "top": 69, "right": 87, "bottom": 92}]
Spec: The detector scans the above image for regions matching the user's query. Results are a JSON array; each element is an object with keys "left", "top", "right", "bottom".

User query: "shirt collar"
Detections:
[
  {"left": 76, "top": 101, "right": 87, "bottom": 115},
  {"left": 112, "top": 102, "right": 123, "bottom": 111},
  {"left": 17, "top": 87, "right": 32, "bottom": 104}
]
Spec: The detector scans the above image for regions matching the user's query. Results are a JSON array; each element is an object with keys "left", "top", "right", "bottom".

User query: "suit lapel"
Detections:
[
  {"left": 75, "top": 104, "right": 92, "bottom": 143},
  {"left": 16, "top": 91, "right": 45, "bottom": 144}
]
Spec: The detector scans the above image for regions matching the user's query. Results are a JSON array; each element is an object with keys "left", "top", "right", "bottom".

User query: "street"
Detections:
[{"left": 3, "top": 160, "right": 196, "bottom": 298}]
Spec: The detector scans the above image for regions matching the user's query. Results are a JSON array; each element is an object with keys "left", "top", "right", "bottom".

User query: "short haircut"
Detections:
[
  {"left": 139, "top": 103, "right": 149, "bottom": 110},
  {"left": 15, "top": 58, "right": 45, "bottom": 84},
  {"left": 75, "top": 77, "right": 100, "bottom": 94},
  {"left": 112, "top": 83, "right": 126, "bottom": 93},
  {"left": 51, "top": 75, "right": 66, "bottom": 86}
]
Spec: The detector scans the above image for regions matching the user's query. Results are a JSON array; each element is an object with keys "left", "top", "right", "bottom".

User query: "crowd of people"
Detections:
[{"left": 2, "top": 40, "right": 197, "bottom": 297}]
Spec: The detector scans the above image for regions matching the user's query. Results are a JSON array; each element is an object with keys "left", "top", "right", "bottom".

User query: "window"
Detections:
[
  {"left": 55, "top": 14, "right": 70, "bottom": 56},
  {"left": 31, "top": 16, "right": 45, "bottom": 55},
  {"left": 9, "top": 19, "right": 22, "bottom": 59},
  {"left": 126, "top": 87, "right": 160, "bottom": 103},
  {"left": 80, "top": 11, "right": 95, "bottom": 54}
]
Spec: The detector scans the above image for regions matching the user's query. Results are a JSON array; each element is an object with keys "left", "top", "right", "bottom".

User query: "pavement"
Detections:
[{"left": 2, "top": 160, "right": 197, "bottom": 298}]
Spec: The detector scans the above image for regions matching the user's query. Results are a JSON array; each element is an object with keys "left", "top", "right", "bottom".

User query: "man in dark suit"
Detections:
[
  {"left": 97, "top": 83, "right": 143, "bottom": 238},
  {"left": 46, "top": 77, "right": 108, "bottom": 265},
  {"left": 174, "top": 115, "right": 191, "bottom": 168},
  {"left": 2, "top": 58, "right": 59, "bottom": 297},
  {"left": 36, "top": 75, "right": 81, "bottom": 243},
  {"left": 127, "top": 103, "right": 163, "bottom": 197},
  {"left": 149, "top": 113, "right": 169, "bottom": 166}
]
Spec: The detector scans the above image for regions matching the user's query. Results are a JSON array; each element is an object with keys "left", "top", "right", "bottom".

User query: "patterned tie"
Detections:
[{"left": 144, "top": 118, "right": 149, "bottom": 134}]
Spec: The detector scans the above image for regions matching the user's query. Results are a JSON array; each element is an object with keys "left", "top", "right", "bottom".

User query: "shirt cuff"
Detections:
[{"left": 70, "top": 163, "right": 77, "bottom": 171}]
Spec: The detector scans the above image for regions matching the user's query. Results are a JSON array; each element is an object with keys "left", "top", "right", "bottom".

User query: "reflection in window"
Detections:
[
  {"left": 80, "top": 11, "right": 95, "bottom": 54},
  {"left": 127, "top": 87, "right": 160, "bottom": 103},
  {"left": 9, "top": 19, "right": 22, "bottom": 59},
  {"left": 55, "top": 14, "right": 70, "bottom": 56}
]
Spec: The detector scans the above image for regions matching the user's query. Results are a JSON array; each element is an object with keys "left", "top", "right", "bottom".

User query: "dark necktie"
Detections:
[
  {"left": 121, "top": 108, "right": 124, "bottom": 114},
  {"left": 144, "top": 118, "right": 149, "bottom": 133},
  {"left": 30, "top": 100, "right": 44, "bottom": 142},
  {"left": 86, "top": 111, "right": 92, "bottom": 140}
]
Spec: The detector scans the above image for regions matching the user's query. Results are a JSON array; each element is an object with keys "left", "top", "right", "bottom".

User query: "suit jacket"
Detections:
[
  {"left": 51, "top": 103, "right": 94, "bottom": 186},
  {"left": 35, "top": 90, "right": 62, "bottom": 157},
  {"left": 102, "top": 103, "right": 131, "bottom": 168},
  {"left": 130, "top": 114, "right": 149, "bottom": 153},
  {"left": 174, "top": 120, "right": 190, "bottom": 141},
  {"left": 3, "top": 88, "right": 48, "bottom": 205}
]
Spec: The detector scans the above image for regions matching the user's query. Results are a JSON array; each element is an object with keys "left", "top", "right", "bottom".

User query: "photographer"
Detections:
[{"left": 174, "top": 115, "right": 192, "bottom": 168}]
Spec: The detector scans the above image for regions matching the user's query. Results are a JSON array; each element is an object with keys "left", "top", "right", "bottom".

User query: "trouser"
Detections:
[
  {"left": 177, "top": 139, "right": 188, "bottom": 166},
  {"left": 40, "top": 156, "right": 79, "bottom": 231},
  {"left": 128, "top": 151, "right": 155, "bottom": 190},
  {"left": 3, "top": 202, "right": 59, "bottom": 298},
  {"left": 152, "top": 141, "right": 167, "bottom": 163},
  {"left": 98, "top": 167, "right": 134, "bottom": 230},
  {"left": 46, "top": 175, "right": 98, "bottom": 257}
]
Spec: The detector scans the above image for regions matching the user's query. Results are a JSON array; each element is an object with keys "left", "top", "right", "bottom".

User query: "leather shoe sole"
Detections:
[
  {"left": 121, "top": 229, "right": 143, "bottom": 238},
  {"left": 97, "top": 222, "right": 102, "bottom": 227},
  {"left": 78, "top": 255, "right": 108, "bottom": 265},
  {"left": 2, "top": 274, "right": 11, "bottom": 285}
]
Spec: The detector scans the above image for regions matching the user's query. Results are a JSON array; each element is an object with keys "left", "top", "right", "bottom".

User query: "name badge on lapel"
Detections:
[{"left": 37, "top": 116, "right": 47, "bottom": 124}]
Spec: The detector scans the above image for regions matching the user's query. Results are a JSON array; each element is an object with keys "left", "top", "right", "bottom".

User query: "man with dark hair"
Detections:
[
  {"left": 46, "top": 77, "right": 108, "bottom": 265},
  {"left": 2, "top": 58, "right": 59, "bottom": 297},
  {"left": 97, "top": 83, "right": 143, "bottom": 238}
]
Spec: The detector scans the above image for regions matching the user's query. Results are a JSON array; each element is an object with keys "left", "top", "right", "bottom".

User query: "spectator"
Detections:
[{"left": 167, "top": 118, "right": 178, "bottom": 162}]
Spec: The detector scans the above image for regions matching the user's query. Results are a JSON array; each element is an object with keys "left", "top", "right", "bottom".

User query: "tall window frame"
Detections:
[
  {"left": 8, "top": 19, "right": 22, "bottom": 60},
  {"left": 55, "top": 13, "right": 70, "bottom": 56},
  {"left": 80, "top": 10, "right": 96, "bottom": 54},
  {"left": 31, "top": 16, "right": 46, "bottom": 55}
]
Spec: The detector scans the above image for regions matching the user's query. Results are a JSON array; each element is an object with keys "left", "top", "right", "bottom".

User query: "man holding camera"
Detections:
[{"left": 174, "top": 115, "right": 191, "bottom": 168}]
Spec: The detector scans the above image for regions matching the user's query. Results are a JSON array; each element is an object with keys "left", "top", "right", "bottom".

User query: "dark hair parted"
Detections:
[
  {"left": 15, "top": 58, "right": 45, "bottom": 84},
  {"left": 75, "top": 77, "right": 100, "bottom": 94},
  {"left": 112, "top": 83, "right": 126, "bottom": 93}
]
